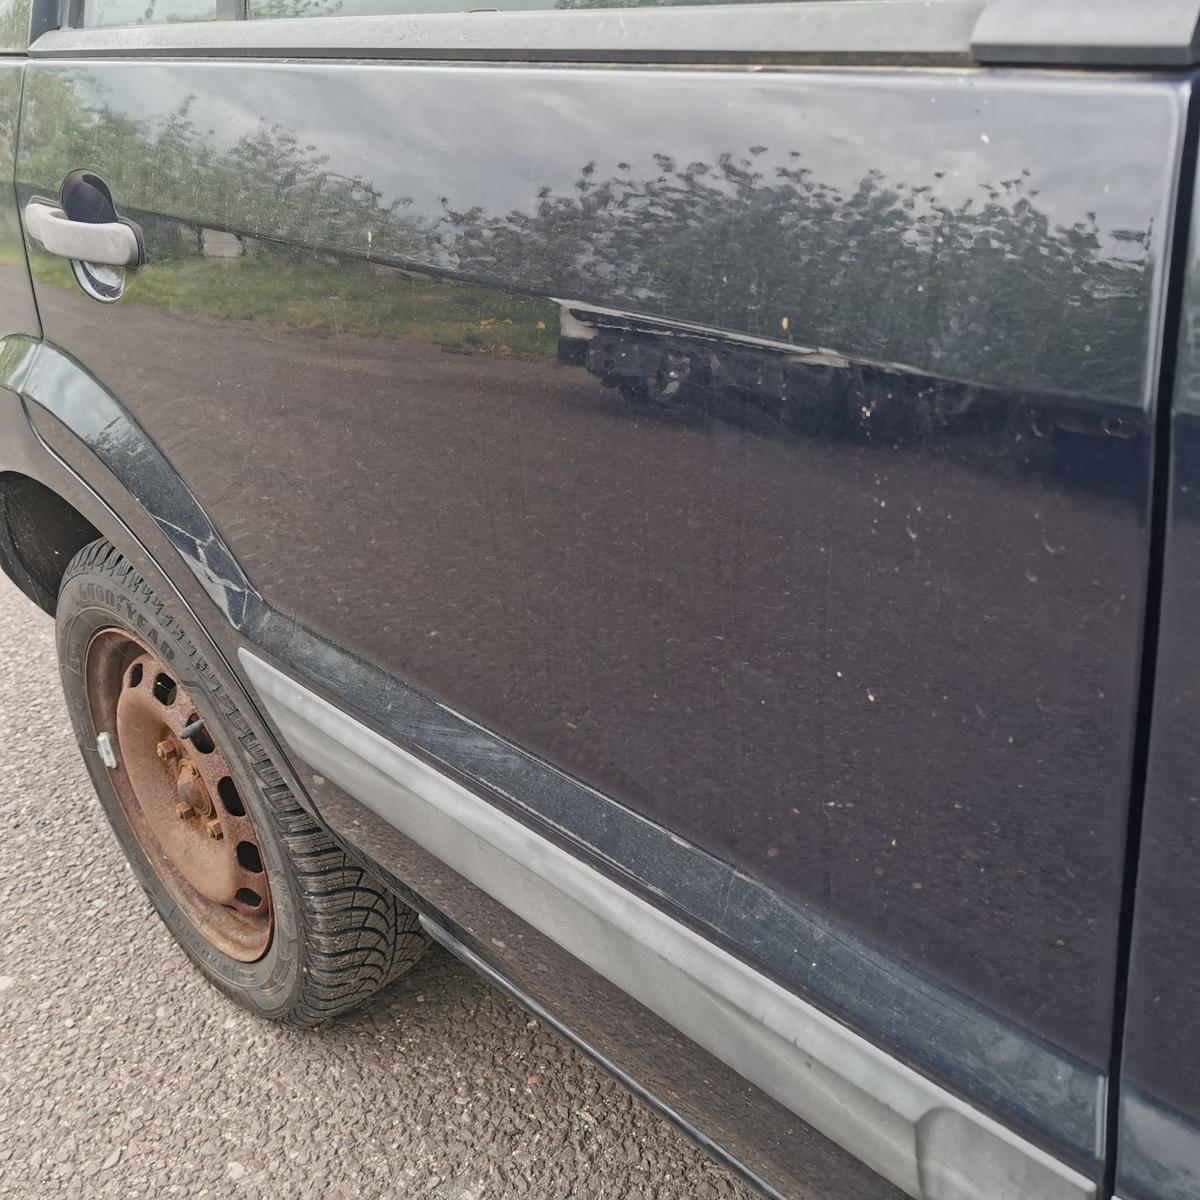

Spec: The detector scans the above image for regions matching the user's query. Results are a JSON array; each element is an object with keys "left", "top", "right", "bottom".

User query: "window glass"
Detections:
[
  {"left": 0, "top": 0, "right": 29, "bottom": 50},
  {"left": 80, "top": 0, "right": 228, "bottom": 27},
  {"left": 78, "top": 0, "right": 789, "bottom": 24},
  {"left": 247, "top": 0, "right": 791, "bottom": 18}
]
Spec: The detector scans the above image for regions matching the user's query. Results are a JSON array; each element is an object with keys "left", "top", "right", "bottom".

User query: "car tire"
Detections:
[{"left": 55, "top": 537, "right": 429, "bottom": 1025}]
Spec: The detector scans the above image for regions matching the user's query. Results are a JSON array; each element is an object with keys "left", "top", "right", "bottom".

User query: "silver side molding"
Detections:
[
  {"left": 1117, "top": 1090, "right": 1200, "bottom": 1200},
  {"left": 241, "top": 650, "right": 1095, "bottom": 1200}
]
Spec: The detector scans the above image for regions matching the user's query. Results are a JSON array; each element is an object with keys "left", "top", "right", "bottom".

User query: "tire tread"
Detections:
[{"left": 59, "top": 539, "right": 428, "bottom": 1026}]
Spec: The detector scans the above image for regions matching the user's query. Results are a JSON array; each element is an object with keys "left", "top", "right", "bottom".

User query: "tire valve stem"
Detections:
[
  {"left": 96, "top": 731, "right": 118, "bottom": 769},
  {"left": 180, "top": 717, "right": 207, "bottom": 743}
]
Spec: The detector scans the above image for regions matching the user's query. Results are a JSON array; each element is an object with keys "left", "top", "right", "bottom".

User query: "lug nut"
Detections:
[{"left": 205, "top": 818, "right": 224, "bottom": 841}]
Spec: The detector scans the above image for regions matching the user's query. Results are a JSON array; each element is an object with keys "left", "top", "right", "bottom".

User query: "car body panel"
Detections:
[
  {"left": 1115, "top": 150, "right": 1200, "bottom": 1200},
  {"left": 5, "top": 44, "right": 1195, "bottom": 1200},
  {"left": 0, "top": 61, "right": 36, "bottom": 338}
]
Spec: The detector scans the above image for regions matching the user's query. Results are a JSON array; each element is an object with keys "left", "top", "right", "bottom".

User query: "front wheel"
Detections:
[{"left": 55, "top": 538, "right": 428, "bottom": 1024}]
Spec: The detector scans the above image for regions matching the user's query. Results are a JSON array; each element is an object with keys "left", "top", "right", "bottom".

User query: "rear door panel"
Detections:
[
  {"left": 14, "top": 55, "right": 1190, "bottom": 1193},
  {"left": 1115, "top": 150, "right": 1200, "bottom": 1200}
]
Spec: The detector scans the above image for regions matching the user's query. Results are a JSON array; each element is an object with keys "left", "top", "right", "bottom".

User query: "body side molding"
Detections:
[
  {"left": 419, "top": 915, "right": 787, "bottom": 1200},
  {"left": 1117, "top": 1090, "right": 1200, "bottom": 1200},
  {"left": 241, "top": 648, "right": 1095, "bottom": 1200}
]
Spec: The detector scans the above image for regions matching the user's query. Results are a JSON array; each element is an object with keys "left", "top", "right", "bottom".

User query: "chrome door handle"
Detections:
[{"left": 24, "top": 198, "right": 141, "bottom": 267}]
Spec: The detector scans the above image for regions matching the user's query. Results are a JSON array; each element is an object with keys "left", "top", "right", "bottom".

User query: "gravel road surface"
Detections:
[{"left": 0, "top": 574, "right": 753, "bottom": 1200}]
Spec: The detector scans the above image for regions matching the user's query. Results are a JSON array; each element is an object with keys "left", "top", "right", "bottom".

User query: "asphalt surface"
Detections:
[{"left": 0, "top": 575, "right": 753, "bottom": 1200}]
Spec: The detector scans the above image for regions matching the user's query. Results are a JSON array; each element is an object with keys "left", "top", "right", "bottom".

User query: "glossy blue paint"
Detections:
[
  {"left": 18, "top": 333, "right": 1099, "bottom": 1183},
  {"left": 15, "top": 340, "right": 261, "bottom": 625},
  {"left": 1116, "top": 148, "right": 1200, "bottom": 1200},
  {"left": 11, "top": 54, "right": 1194, "bottom": 1197}
]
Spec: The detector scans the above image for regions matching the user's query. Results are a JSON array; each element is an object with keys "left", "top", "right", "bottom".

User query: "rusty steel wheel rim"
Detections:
[{"left": 84, "top": 628, "right": 273, "bottom": 961}]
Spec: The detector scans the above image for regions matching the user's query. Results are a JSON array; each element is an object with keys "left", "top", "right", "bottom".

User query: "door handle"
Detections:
[{"left": 24, "top": 198, "right": 141, "bottom": 267}]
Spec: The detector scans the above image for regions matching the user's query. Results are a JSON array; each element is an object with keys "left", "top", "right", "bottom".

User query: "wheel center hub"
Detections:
[{"left": 161, "top": 744, "right": 223, "bottom": 838}]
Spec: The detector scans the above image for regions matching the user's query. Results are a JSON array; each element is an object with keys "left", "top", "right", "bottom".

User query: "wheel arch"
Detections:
[{"left": 0, "top": 470, "right": 99, "bottom": 615}]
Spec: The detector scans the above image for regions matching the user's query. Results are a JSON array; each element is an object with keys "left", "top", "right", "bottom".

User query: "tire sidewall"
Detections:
[{"left": 56, "top": 561, "right": 306, "bottom": 1019}]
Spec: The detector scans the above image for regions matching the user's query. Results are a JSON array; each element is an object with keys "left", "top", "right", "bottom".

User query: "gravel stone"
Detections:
[{"left": 0, "top": 576, "right": 753, "bottom": 1199}]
